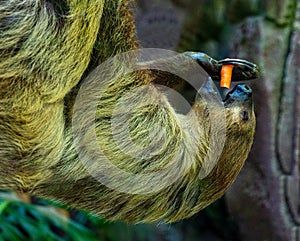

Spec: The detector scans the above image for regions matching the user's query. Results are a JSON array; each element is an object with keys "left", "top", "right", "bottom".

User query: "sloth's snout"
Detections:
[
  {"left": 233, "top": 84, "right": 252, "bottom": 99},
  {"left": 223, "top": 84, "right": 252, "bottom": 106}
]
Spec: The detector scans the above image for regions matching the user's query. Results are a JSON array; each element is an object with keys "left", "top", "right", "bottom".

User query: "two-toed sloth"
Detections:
[{"left": 0, "top": 0, "right": 257, "bottom": 222}]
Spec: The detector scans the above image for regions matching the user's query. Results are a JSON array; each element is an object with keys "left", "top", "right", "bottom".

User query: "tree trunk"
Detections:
[{"left": 226, "top": 1, "right": 300, "bottom": 240}]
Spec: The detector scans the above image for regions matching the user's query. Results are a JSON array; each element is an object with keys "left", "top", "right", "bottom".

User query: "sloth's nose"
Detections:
[
  {"left": 223, "top": 84, "right": 252, "bottom": 105},
  {"left": 234, "top": 84, "right": 252, "bottom": 100}
]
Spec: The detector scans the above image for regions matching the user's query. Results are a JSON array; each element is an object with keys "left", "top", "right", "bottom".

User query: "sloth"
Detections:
[{"left": 0, "top": 0, "right": 258, "bottom": 222}]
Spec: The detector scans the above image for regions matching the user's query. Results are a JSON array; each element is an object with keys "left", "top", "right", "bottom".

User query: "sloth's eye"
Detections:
[{"left": 240, "top": 110, "right": 249, "bottom": 121}]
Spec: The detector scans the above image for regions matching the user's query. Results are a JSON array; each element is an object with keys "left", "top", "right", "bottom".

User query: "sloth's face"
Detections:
[
  {"left": 189, "top": 51, "right": 257, "bottom": 131},
  {"left": 193, "top": 77, "right": 255, "bottom": 141},
  {"left": 223, "top": 83, "right": 254, "bottom": 126}
]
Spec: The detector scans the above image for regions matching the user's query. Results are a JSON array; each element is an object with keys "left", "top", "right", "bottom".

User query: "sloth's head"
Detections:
[
  {"left": 191, "top": 52, "right": 256, "bottom": 136},
  {"left": 223, "top": 83, "right": 254, "bottom": 129}
]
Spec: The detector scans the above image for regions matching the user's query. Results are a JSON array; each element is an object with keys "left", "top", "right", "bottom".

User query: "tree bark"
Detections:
[{"left": 226, "top": 1, "right": 300, "bottom": 240}]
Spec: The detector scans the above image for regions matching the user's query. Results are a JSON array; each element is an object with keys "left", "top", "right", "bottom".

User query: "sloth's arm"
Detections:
[{"left": 36, "top": 70, "right": 211, "bottom": 222}]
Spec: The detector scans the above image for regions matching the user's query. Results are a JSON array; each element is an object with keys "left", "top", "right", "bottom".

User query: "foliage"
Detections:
[
  {"left": 0, "top": 192, "right": 100, "bottom": 241},
  {"left": 0, "top": 192, "right": 239, "bottom": 241}
]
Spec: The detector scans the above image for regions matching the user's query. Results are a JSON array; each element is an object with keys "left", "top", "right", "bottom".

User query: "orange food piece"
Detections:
[{"left": 220, "top": 64, "right": 234, "bottom": 89}]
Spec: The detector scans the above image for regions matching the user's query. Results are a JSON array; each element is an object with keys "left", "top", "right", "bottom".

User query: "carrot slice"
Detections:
[{"left": 220, "top": 64, "right": 234, "bottom": 89}]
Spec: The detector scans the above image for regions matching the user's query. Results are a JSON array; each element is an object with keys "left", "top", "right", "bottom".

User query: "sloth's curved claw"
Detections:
[{"left": 184, "top": 52, "right": 259, "bottom": 82}]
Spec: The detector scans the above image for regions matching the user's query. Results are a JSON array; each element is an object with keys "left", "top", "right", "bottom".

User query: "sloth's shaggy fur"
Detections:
[{"left": 0, "top": 0, "right": 255, "bottom": 222}]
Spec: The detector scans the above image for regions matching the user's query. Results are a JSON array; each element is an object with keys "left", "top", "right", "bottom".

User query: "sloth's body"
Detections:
[{"left": 0, "top": 0, "right": 255, "bottom": 222}]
